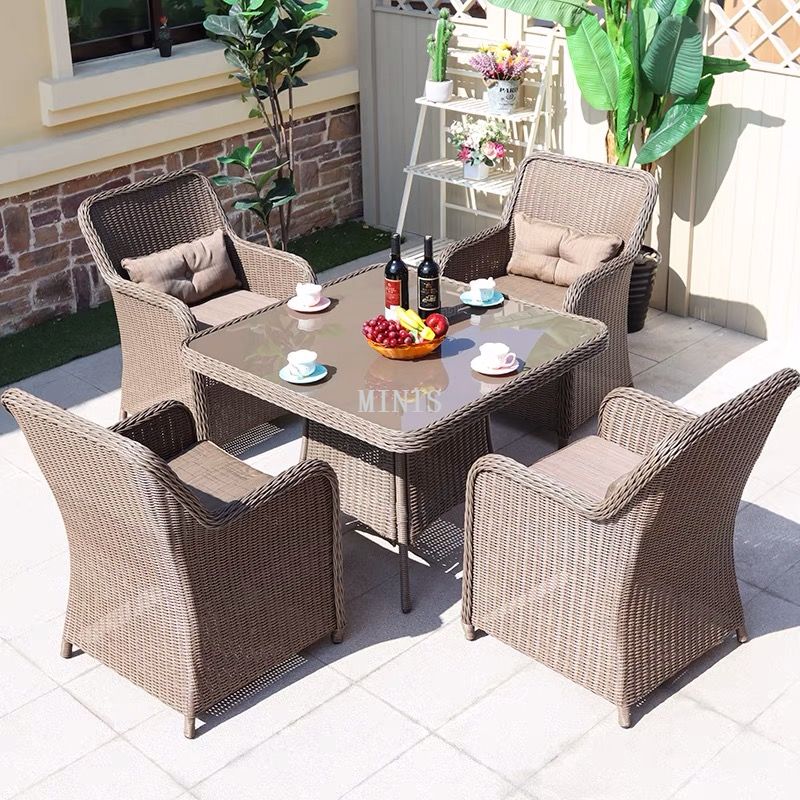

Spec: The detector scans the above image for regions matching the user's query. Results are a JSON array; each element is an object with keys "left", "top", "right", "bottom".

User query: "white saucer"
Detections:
[
  {"left": 470, "top": 356, "right": 519, "bottom": 376},
  {"left": 279, "top": 363, "right": 328, "bottom": 384},
  {"left": 288, "top": 296, "right": 331, "bottom": 313},
  {"left": 460, "top": 290, "right": 504, "bottom": 308}
]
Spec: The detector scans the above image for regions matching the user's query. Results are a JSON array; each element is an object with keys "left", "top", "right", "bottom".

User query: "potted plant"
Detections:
[
  {"left": 425, "top": 9, "right": 456, "bottom": 102},
  {"left": 470, "top": 42, "right": 533, "bottom": 113},
  {"left": 448, "top": 118, "right": 509, "bottom": 180},
  {"left": 485, "top": 0, "right": 749, "bottom": 329},
  {"left": 156, "top": 16, "right": 172, "bottom": 57}
]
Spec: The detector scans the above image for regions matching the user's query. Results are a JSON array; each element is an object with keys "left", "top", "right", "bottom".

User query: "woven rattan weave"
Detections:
[
  {"left": 78, "top": 169, "right": 316, "bottom": 446},
  {"left": 2, "top": 389, "right": 345, "bottom": 739},
  {"left": 462, "top": 368, "right": 800, "bottom": 727},
  {"left": 440, "top": 151, "right": 659, "bottom": 443},
  {"left": 183, "top": 263, "right": 608, "bottom": 612}
]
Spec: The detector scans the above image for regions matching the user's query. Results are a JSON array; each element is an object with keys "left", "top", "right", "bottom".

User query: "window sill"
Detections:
[{"left": 38, "top": 39, "right": 230, "bottom": 126}]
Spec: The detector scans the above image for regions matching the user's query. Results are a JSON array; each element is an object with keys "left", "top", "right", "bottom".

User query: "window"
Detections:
[{"left": 66, "top": 0, "right": 223, "bottom": 63}]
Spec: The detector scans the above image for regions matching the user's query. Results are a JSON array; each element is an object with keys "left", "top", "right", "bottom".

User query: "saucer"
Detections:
[
  {"left": 287, "top": 296, "right": 331, "bottom": 313},
  {"left": 279, "top": 363, "right": 328, "bottom": 385},
  {"left": 460, "top": 290, "right": 504, "bottom": 308},
  {"left": 470, "top": 355, "right": 519, "bottom": 376}
]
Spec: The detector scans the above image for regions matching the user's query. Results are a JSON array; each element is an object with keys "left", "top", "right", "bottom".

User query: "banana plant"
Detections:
[{"left": 487, "top": 0, "right": 748, "bottom": 167}]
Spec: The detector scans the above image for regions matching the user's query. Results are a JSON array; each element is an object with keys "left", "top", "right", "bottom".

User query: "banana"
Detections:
[{"left": 397, "top": 308, "right": 437, "bottom": 341}]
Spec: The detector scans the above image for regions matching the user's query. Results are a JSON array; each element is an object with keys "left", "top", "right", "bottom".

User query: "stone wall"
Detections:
[{"left": 0, "top": 105, "right": 362, "bottom": 336}]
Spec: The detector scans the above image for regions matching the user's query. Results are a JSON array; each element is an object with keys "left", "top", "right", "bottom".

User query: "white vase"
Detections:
[
  {"left": 486, "top": 79, "right": 521, "bottom": 113},
  {"left": 424, "top": 79, "right": 453, "bottom": 103},
  {"left": 463, "top": 160, "right": 490, "bottom": 180}
]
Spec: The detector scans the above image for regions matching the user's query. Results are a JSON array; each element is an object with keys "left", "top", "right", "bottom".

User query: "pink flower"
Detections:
[
  {"left": 480, "top": 141, "right": 507, "bottom": 163},
  {"left": 457, "top": 145, "right": 472, "bottom": 163}
]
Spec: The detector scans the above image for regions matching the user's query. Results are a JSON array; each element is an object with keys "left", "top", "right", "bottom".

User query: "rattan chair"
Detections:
[
  {"left": 462, "top": 368, "right": 800, "bottom": 727},
  {"left": 2, "top": 388, "right": 345, "bottom": 739},
  {"left": 78, "top": 169, "right": 317, "bottom": 447},
  {"left": 440, "top": 152, "right": 659, "bottom": 443}
]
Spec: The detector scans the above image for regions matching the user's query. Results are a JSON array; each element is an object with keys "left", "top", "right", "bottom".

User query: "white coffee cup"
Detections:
[
  {"left": 295, "top": 282, "right": 322, "bottom": 308},
  {"left": 469, "top": 277, "right": 496, "bottom": 303},
  {"left": 287, "top": 349, "right": 318, "bottom": 378},
  {"left": 479, "top": 342, "right": 516, "bottom": 370}
]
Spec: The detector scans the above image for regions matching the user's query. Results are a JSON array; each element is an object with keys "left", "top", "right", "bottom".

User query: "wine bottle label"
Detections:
[
  {"left": 385, "top": 278, "right": 402, "bottom": 309},
  {"left": 418, "top": 277, "right": 440, "bottom": 311}
]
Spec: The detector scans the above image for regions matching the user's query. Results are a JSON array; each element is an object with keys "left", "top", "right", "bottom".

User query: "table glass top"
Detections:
[{"left": 186, "top": 267, "right": 604, "bottom": 432}]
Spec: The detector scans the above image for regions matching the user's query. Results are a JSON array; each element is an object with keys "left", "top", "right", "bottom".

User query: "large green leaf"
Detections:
[
  {"left": 702, "top": 55, "right": 750, "bottom": 75},
  {"left": 642, "top": 15, "right": 703, "bottom": 97},
  {"left": 204, "top": 14, "right": 245, "bottom": 41},
  {"left": 636, "top": 74, "right": 714, "bottom": 163},
  {"left": 565, "top": 13, "right": 619, "bottom": 111},
  {"left": 483, "top": 0, "right": 590, "bottom": 28},
  {"left": 615, "top": 38, "right": 635, "bottom": 157}
]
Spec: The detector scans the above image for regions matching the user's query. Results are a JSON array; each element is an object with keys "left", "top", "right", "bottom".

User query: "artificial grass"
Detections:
[
  {"left": 288, "top": 219, "right": 393, "bottom": 272},
  {"left": 0, "top": 220, "right": 391, "bottom": 387}
]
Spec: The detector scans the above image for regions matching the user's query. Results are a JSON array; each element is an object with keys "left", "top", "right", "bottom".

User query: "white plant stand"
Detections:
[{"left": 396, "top": 30, "right": 557, "bottom": 240}]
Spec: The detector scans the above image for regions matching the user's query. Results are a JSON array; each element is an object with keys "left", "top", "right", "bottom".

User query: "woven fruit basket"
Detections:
[{"left": 365, "top": 335, "right": 445, "bottom": 360}]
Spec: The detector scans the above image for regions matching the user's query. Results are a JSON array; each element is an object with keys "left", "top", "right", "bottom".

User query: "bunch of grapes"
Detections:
[{"left": 362, "top": 315, "right": 414, "bottom": 347}]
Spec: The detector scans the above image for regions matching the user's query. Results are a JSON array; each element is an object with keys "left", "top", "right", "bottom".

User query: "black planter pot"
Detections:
[
  {"left": 627, "top": 245, "right": 661, "bottom": 333},
  {"left": 158, "top": 40, "right": 173, "bottom": 57}
]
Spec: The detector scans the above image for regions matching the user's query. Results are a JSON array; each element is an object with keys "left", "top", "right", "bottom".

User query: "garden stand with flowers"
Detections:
[{"left": 396, "top": 29, "right": 557, "bottom": 241}]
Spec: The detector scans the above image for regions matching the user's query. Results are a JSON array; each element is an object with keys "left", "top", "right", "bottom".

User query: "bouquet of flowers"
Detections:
[
  {"left": 448, "top": 118, "right": 509, "bottom": 167},
  {"left": 469, "top": 42, "right": 533, "bottom": 82}
]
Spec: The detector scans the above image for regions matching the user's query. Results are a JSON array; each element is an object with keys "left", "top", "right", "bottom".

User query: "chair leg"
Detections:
[
  {"left": 60, "top": 638, "right": 73, "bottom": 659},
  {"left": 463, "top": 622, "right": 476, "bottom": 641},
  {"left": 617, "top": 705, "right": 632, "bottom": 729},
  {"left": 736, "top": 624, "right": 749, "bottom": 643},
  {"left": 184, "top": 715, "right": 196, "bottom": 739},
  {"left": 399, "top": 543, "right": 412, "bottom": 614},
  {"left": 331, "top": 629, "right": 344, "bottom": 644}
]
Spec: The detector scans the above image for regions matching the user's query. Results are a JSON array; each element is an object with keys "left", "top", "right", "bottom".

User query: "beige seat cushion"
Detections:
[
  {"left": 168, "top": 441, "right": 270, "bottom": 510},
  {"left": 191, "top": 289, "right": 277, "bottom": 329},
  {"left": 507, "top": 214, "right": 623, "bottom": 287},
  {"left": 495, "top": 274, "right": 568, "bottom": 311},
  {"left": 531, "top": 435, "right": 643, "bottom": 500},
  {"left": 122, "top": 229, "right": 240, "bottom": 305}
]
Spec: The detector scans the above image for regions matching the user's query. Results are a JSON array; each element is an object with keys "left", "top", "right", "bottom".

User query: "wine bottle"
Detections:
[
  {"left": 384, "top": 233, "right": 409, "bottom": 317},
  {"left": 417, "top": 235, "right": 441, "bottom": 317}
]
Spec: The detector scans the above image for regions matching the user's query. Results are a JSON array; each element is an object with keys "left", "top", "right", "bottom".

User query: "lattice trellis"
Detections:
[
  {"left": 708, "top": 0, "right": 800, "bottom": 73},
  {"left": 378, "top": 0, "right": 488, "bottom": 21}
]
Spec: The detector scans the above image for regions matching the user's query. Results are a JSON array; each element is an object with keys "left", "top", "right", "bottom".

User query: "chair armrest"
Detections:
[
  {"left": 227, "top": 232, "right": 316, "bottom": 298},
  {"left": 440, "top": 224, "right": 511, "bottom": 284},
  {"left": 598, "top": 387, "right": 696, "bottom": 455},
  {"left": 111, "top": 400, "right": 198, "bottom": 460},
  {"left": 562, "top": 249, "right": 633, "bottom": 319},
  {"left": 107, "top": 273, "right": 197, "bottom": 332}
]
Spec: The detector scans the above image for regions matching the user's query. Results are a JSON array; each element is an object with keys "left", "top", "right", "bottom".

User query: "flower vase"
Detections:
[
  {"left": 463, "top": 160, "right": 490, "bottom": 181},
  {"left": 486, "top": 79, "right": 520, "bottom": 113},
  {"left": 424, "top": 79, "right": 453, "bottom": 103}
]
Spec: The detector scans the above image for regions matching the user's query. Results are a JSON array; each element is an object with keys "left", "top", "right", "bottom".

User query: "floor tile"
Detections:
[
  {"left": 490, "top": 411, "right": 540, "bottom": 450},
  {"left": 126, "top": 657, "right": 349, "bottom": 788},
  {"left": 525, "top": 696, "right": 739, "bottom": 800},
  {"left": 627, "top": 313, "right": 718, "bottom": 363},
  {"left": 0, "top": 687, "right": 115, "bottom": 799},
  {"left": 66, "top": 664, "right": 166, "bottom": 733},
  {"left": 629, "top": 352, "right": 658, "bottom": 376},
  {"left": 362, "top": 620, "right": 529, "bottom": 729},
  {"left": 0, "top": 555, "right": 69, "bottom": 639},
  {"left": 10, "top": 616, "right": 99, "bottom": 683},
  {"left": 342, "top": 735, "right": 512, "bottom": 800},
  {"left": 673, "top": 730, "right": 800, "bottom": 800},
  {"left": 17, "top": 738, "right": 183, "bottom": 800},
  {"left": 339, "top": 529, "right": 400, "bottom": 602},
  {"left": 753, "top": 681, "right": 800, "bottom": 757},
  {"left": 240, "top": 414, "right": 304, "bottom": 475},
  {"left": 681, "top": 591, "right": 800, "bottom": 724},
  {"left": 63, "top": 346, "right": 122, "bottom": 393},
  {"left": 0, "top": 641, "right": 55, "bottom": 717},
  {"left": 498, "top": 431, "right": 556, "bottom": 467},
  {"left": 195, "top": 686, "right": 426, "bottom": 800},
  {"left": 439, "top": 663, "right": 611, "bottom": 785}
]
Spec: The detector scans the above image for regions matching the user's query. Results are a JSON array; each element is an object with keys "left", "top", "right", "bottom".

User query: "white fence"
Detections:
[{"left": 358, "top": 1, "right": 800, "bottom": 341}]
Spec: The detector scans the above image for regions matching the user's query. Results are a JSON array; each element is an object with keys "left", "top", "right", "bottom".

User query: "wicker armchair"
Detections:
[
  {"left": 441, "top": 152, "right": 659, "bottom": 443},
  {"left": 2, "top": 388, "right": 345, "bottom": 739},
  {"left": 78, "top": 169, "right": 317, "bottom": 447},
  {"left": 462, "top": 368, "right": 800, "bottom": 727}
]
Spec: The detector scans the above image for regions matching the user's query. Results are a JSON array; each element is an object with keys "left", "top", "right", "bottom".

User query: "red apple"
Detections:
[{"left": 424, "top": 313, "right": 448, "bottom": 338}]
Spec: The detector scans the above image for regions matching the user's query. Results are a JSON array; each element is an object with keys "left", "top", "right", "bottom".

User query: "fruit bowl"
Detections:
[{"left": 365, "top": 335, "right": 445, "bottom": 360}]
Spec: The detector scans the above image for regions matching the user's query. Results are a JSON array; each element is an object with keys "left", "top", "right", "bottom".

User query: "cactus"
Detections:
[{"left": 426, "top": 9, "right": 455, "bottom": 83}]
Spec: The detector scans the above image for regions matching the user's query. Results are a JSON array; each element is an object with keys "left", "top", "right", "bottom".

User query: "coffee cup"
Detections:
[
  {"left": 287, "top": 349, "right": 318, "bottom": 378},
  {"left": 295, "top": 282, "right": 322, "bottom": 308},
  {"left": 479, "top": 342, "right": 516, "bottom": 370},
  {"left": 469, "top": 278, "right": 496, "bottom": 303}
]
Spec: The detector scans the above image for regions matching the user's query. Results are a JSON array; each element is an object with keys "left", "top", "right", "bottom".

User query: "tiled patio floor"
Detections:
[{"left": 2, "top": 300, "right": 800, "bottom": 798}]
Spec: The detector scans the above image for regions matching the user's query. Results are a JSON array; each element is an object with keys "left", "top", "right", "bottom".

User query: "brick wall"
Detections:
[{"left": 0, "top": 105, "right": 362, "bottom": 336}]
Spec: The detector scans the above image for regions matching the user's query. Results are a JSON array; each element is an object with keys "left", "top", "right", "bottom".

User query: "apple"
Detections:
[{"left": 424, "top": 313, "right": 448, "bottom": 338}]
